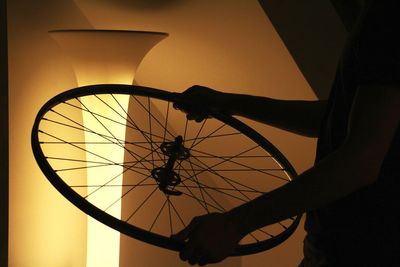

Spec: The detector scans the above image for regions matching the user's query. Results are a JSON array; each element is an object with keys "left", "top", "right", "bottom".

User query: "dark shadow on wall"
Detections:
[{"left": 257, "top": 0, "right": 348, "bottom": 100}]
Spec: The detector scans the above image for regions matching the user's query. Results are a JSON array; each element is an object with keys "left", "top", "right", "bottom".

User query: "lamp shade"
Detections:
[{"left": 49, "top": 29, "right": 168, "bottom": 86}]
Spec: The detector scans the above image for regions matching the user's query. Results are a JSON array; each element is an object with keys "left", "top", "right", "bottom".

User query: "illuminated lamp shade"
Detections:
[{"left": 49, "top": 29, "right": 168, "bottom": 267}]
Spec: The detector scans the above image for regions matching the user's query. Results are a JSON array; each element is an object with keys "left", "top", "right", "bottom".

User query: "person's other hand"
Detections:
[
  {"left": 171, "top": 212, "right": 243, "bottom": 266},
  {"left": 173, "top": 85, "right": 226, "bottom": 122}
]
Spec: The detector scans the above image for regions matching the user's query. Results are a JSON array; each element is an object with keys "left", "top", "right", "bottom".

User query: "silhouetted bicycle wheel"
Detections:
[{"left": 31, "top": 84, "right": 300, "bottom": 255}]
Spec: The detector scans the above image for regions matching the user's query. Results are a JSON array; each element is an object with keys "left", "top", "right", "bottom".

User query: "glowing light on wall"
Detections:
[{"left": 49, "top": 29, "right": 167, "bottom": 267}]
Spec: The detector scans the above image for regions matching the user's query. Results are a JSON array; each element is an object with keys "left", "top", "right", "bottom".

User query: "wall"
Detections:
[
  {"left": 8, "top": 1, "right": 92, "bottom": 266},
  {"left": 8, "top": 0, "right": 338, "bottom": 266}
]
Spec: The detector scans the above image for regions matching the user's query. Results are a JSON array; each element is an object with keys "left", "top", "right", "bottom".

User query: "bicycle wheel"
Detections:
[{"left": 31, "top": 84, "right": 300, "bottom": 256}]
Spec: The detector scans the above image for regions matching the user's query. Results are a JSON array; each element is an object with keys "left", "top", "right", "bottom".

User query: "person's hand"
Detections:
[
  {"left": 173, "top": 85, "right": 227, "bottom": 122},
  {"left": 171, "top": 212, "right": 243, "bottom": 266}
]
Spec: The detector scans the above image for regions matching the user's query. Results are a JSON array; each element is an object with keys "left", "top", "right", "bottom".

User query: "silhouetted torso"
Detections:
[{"left": 305, "top": 0, "right": 400, "bottom": 265}]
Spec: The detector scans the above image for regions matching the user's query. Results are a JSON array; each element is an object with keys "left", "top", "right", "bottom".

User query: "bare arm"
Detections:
[
  {"left": 175, "top": 86, "right": 328, "bottom": 137},
  {"left": 223, "top": 93, "right": 327, "bottom": 137},
  {"left": 172, "top": 84, "right": 400, "bottom": 265}
]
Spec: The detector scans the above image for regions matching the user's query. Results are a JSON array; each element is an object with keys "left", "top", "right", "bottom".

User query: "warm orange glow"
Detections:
[
  {"left": 49, "top": 30, "right": 167, "bottom": 267},
  {"left": 80, "top": 94, "right": 129, "bottom": 267}
]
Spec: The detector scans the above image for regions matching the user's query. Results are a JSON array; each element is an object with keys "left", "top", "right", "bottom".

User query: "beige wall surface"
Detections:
[{"left": 8, "top": 0, "right": 324, "bottom": 266}]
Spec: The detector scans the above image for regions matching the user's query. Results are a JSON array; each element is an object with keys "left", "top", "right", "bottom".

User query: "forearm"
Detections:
[
  {"left": 227, "top": 142, "right": 378, "bottom": 236},
  {"left": 221, "top": 93, "right": 327, "bottom": 137},
  {"left": 227, "top": 85, "right": 400, "bottom": 236}
]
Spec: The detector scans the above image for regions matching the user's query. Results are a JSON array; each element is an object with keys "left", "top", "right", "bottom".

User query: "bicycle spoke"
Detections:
[
  {"left": 65, "top": 100, "right": 127, "bottom": 129},
  {"left": 183, "top": 118, "right": 188, "bottom": 144},
  {"left": 94, "top": 94, "right": 131, "bottom": 127},
  {"left": 104, "top": 175, "right": 155, "bottom": 213},
  {"left": 172, "top": 184, "right": 261, "bottom": 194},
  {"left": 186, "top": 145, "right": 266, "bottom": 192},
  {"left": 111, "top": 94, "right": 138, "bottom": 132},
  {"left": 190, "top": 155, "right": 257, "bottom": 201},
  {"left": 132, "top": 95, "right": 175, "bottom": 139},
  {"left": 176, "top": 157, "right": 265, "bottom": 209},
  {"left": 177, "top": 159, "right": 223, "bottom": 213},
  {"left": 176, "top": 178, "right": 208, "bottom": 211},
  {"left": 55, "top": 162, "right": 118, "bottom": 172},
  {"left": 147, "top": 97, "right": 156, "bottom": 168},
  {"left": 112, "top": 94, "right": 170, "bottom": 164},
  {"left": 190, "top": 123, "right": 226, "bottom": 149},
  {"left": 188, "top": 158, "right": 209, "bottom": 213},
  {"left": 178, "top": 172, "right": 249, "bottom": 203},
  {"left": 167, "top": 196, "right": 173, "bottom": 235},
  {"left": 42, "top": 125, "right": 161, "bottom": 172},
  {"left": 163, "top": 102, "right": 170, "bottom": 143},
  {"left": 190, "top": 148, "right": 288, "bottom": 181},
  {"left": 167, "top": 197, "right": 186, "bottom": 228},
  {"left": 178, "top": 190, "right": 225, "bottom": 213},
  {"left": 149, "top": 198, "right": 168, "bottom": 232},
  {"left": 64, "top": 100, "right": 169, "bottom": 142},
  {"left": 176, "top": 162, "right": 226, "bottom": 212},
  {"left": 83, "top": 97, "right": 163, "bottom": 174},
  {"left": 171, "top": 161, "right": 208, "bottom": 211},
  {"left": 40, "top": 131, "right": 117, "bottom": 165},
  {"left": 189, "top": 119, "right": 207, "bottom": 149},
  {"left": 52, "top": 97, "right": 167, "bottom": 167},
  {"left": 125, "top": 186, "right": 159, "bottom": 223},
  {"left": 70, "top": 183, "right": 158, "bottom": 188},
  {"left": 162, "top": 102, "right": 171, "bottom": 162},
  {"left": 80, "top": 145, "right": 162, "bottom": 202},
  {"left": 101, "top": 93, "right": 166, "bottom": 163},
  {"left": 184, "top": 131, "right": 242, "bottom": 142}
]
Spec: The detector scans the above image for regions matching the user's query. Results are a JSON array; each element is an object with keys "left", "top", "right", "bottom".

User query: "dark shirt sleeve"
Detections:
[{"left": 356, "top": 1, "right": 400, "bottom": 87}]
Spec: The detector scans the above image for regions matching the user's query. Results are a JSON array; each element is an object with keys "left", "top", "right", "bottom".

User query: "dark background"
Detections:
[{"left": 1, "top": 0, "right": 9, "bottom": 265}]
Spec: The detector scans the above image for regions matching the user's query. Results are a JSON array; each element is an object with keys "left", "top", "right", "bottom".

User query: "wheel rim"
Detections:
[{"left": 31, "top": 84, "right": 300, "bottom": 255}]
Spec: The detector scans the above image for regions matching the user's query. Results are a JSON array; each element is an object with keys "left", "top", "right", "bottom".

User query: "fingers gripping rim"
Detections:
[{"left": 31, "top": 84, "right": 300, "bottom": 256}]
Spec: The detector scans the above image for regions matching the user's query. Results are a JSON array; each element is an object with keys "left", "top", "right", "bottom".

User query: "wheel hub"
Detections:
[{"left": 151, "top": 136, "right": 190, "bottom": 196}]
